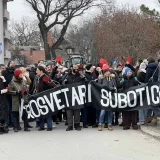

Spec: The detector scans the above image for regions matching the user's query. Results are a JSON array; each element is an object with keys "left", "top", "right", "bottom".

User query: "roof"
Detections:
[{"left": 21, "top": 50, "right": 45, "bottom": 63}]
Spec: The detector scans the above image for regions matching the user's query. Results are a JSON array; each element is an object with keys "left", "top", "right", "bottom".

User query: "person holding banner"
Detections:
[
  {"left": 63, "top": 64, "right": 85, "bottom": 131},
  {"left": 98, "top": 68, "right": 118, "bottom": 131},
  {"left": 120, "top": 68, "right": 139, "bottom": 130},
  {"left": 36, "top": 66, "right": 57, "bottom": 131}
]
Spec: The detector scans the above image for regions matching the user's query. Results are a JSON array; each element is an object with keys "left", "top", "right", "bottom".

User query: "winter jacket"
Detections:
[
  {"left": 137, "top": 71, "right": 146, "bottom": 83},
  {"left": 2, "top": 67, "right": 15, "bottom": 86},
  {"left": 64, "top": 73, "right": 85, "bottom": 85},
  {"left": 85, "top": 71, "right": 97, "bottom": 81},
  {"left": 145, "top": 62, "right": 159, "bottom": 83},
  {"left": 98, "top": 76, "right": 117, "bottom": 91},
  {"left": 122, "top": 75, "right": 139, "bottom": 90},
  {"left": 36, "top": 74, "right": 56, "bottom": 93},
  {"left": 0, "top": 78, "right": 8, "bottom": 121},
  {"left": 8, "top": 76, "right": 31, "bottom": 112}
]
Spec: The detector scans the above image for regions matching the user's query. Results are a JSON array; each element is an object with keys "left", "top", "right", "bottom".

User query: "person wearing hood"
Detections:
[
  {"left": 2, "top": 61, "right": 15, "bottom": 131},
  {"left": 8, "top": 69, "right": 31, "bottom": 132},
  {"left": 84, "top": 64, "right": 97, "bottom": 128},
  {"left": 137, "top": 60, "right": 147, "bottom": 83},
  {"left": 120, "top": 68, "right": 139, "bottom": 130}
]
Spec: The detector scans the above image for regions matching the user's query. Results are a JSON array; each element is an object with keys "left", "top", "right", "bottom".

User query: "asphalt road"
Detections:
[{"left": 0, "top": 123, "right": 160, "bottom": 160}]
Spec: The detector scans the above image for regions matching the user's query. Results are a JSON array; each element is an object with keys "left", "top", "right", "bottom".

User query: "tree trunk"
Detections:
[{"left": 39, "top": 23, "right": 51, "bottom": 60}]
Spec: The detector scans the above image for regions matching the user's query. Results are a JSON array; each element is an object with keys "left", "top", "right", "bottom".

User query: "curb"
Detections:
[{"left": 140, "top": 125, "right": 160, "bottom": 140}]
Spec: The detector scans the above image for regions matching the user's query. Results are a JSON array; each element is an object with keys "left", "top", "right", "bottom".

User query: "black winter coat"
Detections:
[
  {"left": 85, "top": 71, "right": 97, "bottom": 81},
  {"left": 0, "top": 78, "right": 8, "bottom": 121},
  {"left": 122, "top": 75, "right": 139, "bottom": 90},
  {"left": 36, "top": 74, "right": 56, "bottom": 93},
  {"left": 145, "top": 62, "right": 158, "bottom": 83},
  {"left": 137, "top": 72, "right": 146, "bottom": 83},
  {"left": 65, "top": 73, "right": 85, "bottom": 84},
  {"left": 2, "top": 67, "right": 15, "bottom": 86}
]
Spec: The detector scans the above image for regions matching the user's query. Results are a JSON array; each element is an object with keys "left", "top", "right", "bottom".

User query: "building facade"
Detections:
[{"left": 0, "top": 0, "right": 12, "bottom": 65}]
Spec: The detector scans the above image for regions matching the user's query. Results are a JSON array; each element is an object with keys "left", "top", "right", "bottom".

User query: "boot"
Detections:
[
  {"left": 83, "top": 123, "right": 88, "bottom": 128},
  {"left": 14, "top": 128, "right": 18, "bottom": 132},
  {"left": 123, "top": 126, "right": 130, "bottom": 130},
  {"left": 66, "top": 126, "right": 73, "bottom": 131},
  {"left": 108, "top": 124, "right": 113, "bottom": 131},
  {"left": 24, "top": 128, "right": 30, "bottom": 132},
  {"left": 132, "top": 125, "right": 138, "bottom": 130},
  {"left": 1, "top": 126, "right": 8, "bottom": 134},
  {"left": 145, "top": 116, "right": 152, "bottom": 124},
  {"left": 98, "top": 123, "right": 102, "bottom": 131},
  {"left": 75, "top": 124, "right": 81, "bottom": 131}
]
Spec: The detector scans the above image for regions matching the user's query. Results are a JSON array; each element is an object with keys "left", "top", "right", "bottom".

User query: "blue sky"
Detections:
[{"left": 8, "top": 0, "right": 160, "bottom": 21}]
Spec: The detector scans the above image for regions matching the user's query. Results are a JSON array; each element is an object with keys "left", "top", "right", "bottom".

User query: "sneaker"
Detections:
[{"left": 137, "top": 122, "right": 145, "bottom": 126}]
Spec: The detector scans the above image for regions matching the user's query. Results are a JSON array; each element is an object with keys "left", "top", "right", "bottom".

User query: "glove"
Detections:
[
  {"left": 21, "top": 88, "right": 27, "bottom": 95},
  {"left": 120, "top": 78, "right": 125, "bottom": 84},
  {"left": 1, "top": 89, "right": 8, "bottom": 94}
]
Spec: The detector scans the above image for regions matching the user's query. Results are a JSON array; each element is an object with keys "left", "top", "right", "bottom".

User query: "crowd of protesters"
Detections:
[{"left": 0, "top": 56, "right": 160, "bottom": 134}]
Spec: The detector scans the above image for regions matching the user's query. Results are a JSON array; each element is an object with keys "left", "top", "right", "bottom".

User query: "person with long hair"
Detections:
[{"left": 36, "top": 66, "right": 57, "bottom": 131}]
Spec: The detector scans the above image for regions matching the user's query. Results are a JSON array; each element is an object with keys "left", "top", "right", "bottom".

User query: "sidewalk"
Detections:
[{"left": 140, "top": 125, "right": 160, "bottom": 140}]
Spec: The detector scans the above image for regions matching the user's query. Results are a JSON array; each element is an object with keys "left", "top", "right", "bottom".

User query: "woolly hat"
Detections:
[
  {"left": 85, "top": 64, "right": 93, "bottom": 70},
  {"left": 14, "top": 69, "right": 23, "bottom": 77},
  {"left": 124, "top": 67, "right": 131, "bottom": 75}
]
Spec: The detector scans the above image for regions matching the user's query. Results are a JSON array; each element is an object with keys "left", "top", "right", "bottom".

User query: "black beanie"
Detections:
[{"left": 85, "top": 64, "right": 93, "bottom": 70}]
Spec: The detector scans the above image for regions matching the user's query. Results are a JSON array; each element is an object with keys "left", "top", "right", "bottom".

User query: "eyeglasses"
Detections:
[{"left": 58, "top": 68, "right": 63, "bottom": 69}]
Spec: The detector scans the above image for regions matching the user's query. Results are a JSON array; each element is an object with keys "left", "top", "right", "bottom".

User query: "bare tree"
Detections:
[
  {"left": 94, "top": 7, "right": 160, "bottom": 64},
  {"left": 67, "top": 20, "right": 97, "bottom": 63},
  {"left": 11, "top": 46, "right": 33, "bottom": 65},
  {"left": 25, "top": 0, "right": 101, "bottom": 60},
  {"left": 10, "top": 17, "right": 42, "bottom": 46}
]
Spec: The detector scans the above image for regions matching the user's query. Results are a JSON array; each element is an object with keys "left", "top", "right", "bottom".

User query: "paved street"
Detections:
[{"left": 0, "top": 123, "right": 160, "bottom": 160}]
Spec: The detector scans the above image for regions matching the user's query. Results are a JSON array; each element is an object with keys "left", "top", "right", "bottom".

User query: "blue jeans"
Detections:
[
  {"left": 39, "top": 116, "right": 52, "bottom": 129},
  {"left": 99, "top": 110, "right": 113, "bottom": 124},
  {"left": 138, "top": 110, "right": 147, "bottom": 122}
]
